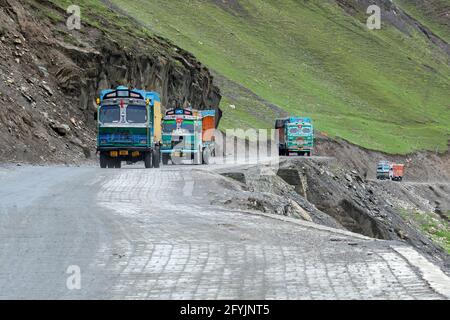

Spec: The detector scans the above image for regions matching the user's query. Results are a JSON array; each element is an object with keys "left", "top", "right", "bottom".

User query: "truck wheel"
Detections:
[
  {"left": 107, "top": 158, "right": 115, "bottom": 168},
  {"left": 144, "top": 152, "right": 152, "bottom": 168},
  {"left": 152, "top": 147, "right": 160, "bottom": 168},
  {"left": 100, "top": 153, "right": 107, "bottom": 168},
  {"left": 114, "top": 159, "right": 121, "bottom": 169},
  {"left": 162, "top": 154, "right": 170, "bottom": 165}
]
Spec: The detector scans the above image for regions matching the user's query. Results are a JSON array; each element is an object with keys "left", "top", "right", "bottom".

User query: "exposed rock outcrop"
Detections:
[{"left": 0, "top": 0, "right": 221, "bottom": 164}]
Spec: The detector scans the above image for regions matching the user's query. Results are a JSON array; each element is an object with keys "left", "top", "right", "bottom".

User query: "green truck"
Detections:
[
  {"left": 161, "top": 108, "right": 216, "bottom": 165},
  {"left": 275, "top": 117, "right": 314, "bottom": 156},
  {"left": 95, "top": 86, "right": 162, "bottom": 168}
]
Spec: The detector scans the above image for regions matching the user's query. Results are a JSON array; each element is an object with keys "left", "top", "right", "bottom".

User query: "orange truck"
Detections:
[{"left": 390, "top": 164, "right": 405, "bottom": 181}]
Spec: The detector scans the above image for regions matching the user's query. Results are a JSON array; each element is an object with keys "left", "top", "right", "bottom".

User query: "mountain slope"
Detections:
[{"left": 110, "top": 0, "right": 450, "bottom": 154}]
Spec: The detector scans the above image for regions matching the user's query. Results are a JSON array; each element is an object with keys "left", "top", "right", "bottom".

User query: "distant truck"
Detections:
[
  {"left": 376, "top": 161, "right": 391, "bottom": 180},
  {"left": 95, "top": 86, "right": 162, "bottom": 169},
  {"left": 376, "top": 161, "right": 404, "bottom": 181},
  {"left": 275, "top": 117, "right": 314, "bottom": 156},
  {"left": 161, "top": 108, "right": 216, "bottom": 165},
  {"left": 390, "top": 163, "right": 405, "bottom": 181}
]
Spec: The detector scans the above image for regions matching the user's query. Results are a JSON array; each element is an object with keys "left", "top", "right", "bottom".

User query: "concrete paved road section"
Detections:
[{"left": 0, "top": 164, "right": 449, "bottom": 300}]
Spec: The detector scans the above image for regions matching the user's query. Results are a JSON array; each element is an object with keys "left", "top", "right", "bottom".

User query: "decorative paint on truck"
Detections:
[
  {"left": 275, "top": 117, "right": 314, "bottom": 156},
  {"left": 161, "top": 108, "right": 215, "bottom": 165},
  {"left": 95, "top": 86, "right": 162, "bottom": 169}
]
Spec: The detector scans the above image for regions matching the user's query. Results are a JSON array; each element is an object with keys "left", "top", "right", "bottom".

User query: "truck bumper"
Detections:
[{"left": 97, "top": 146, "right": 152, "bottom": 152}]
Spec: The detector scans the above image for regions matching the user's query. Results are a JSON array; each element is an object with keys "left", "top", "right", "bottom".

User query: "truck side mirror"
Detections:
[{"left": 94, "top": 112, "right": 98, "bottom": 121}]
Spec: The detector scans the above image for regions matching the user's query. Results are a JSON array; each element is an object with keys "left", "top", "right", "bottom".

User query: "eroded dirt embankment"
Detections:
[
  {"left": 216, "top": 148, "right": 450, "bottom": 272},
  {"left": 0, "top": 0, "right": 221, "bottom": 164}
]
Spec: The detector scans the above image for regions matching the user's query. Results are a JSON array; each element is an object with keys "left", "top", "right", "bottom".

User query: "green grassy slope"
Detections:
[
  {"left": 78, "top": 0, "right": 450, "bottom": 153},
  {"left": 395, "top": 0, "right": 450, "bottom": 43}
]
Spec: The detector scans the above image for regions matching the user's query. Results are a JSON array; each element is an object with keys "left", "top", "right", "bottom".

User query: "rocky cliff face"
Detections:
[{"left": 0, "top": 0, "right": 221, "bottom": 164}]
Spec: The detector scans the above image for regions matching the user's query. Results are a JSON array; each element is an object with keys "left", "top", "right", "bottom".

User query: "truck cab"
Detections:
[
  {"left": 276, "top": 117, "right": 314, "bottom": 156},
  {"left": 376, "top": 161, "right": 391, "bottom": 180},
  {"left": 95, "top": 86, "right": 162, "bottom": 169}
]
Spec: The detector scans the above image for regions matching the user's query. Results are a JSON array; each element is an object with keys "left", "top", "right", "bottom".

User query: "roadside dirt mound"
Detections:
[{"left": 0, "top": 0, "right": 221, "bottom": 164}]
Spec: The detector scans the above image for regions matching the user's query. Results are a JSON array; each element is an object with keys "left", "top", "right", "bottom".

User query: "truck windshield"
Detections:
[
  {"left": 163, "top": 121, "right": 177, "bottom": 133},
  {"left": 126, "top": 105, "right": 147, "bottom": 123},
  {"left": 100, "top": 105, "right": 120, "bottom": 123},
  {"left": 181, "top": 121, "right": 195, "bottom": 133}
]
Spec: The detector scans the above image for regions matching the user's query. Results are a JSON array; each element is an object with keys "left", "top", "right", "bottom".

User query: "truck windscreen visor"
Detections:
[
  {"left": 126, "top": 105, "right": 147, "bottom": 123},
  {"left": 100, "top": 105, "right": 120, "bottom": 123}
]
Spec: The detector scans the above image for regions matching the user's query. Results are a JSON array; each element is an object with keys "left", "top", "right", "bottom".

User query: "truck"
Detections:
[
  {"left": 376, "top": 161, "right": 391, "bottom": 180},
  {"left": 275, "top": 117, "right": 314, "bottom": 156},
  {"left": 161, "top": 107, "right": 216, "bottom": 165},
  {"left": 95, "top": 86, "right": 162, "bottom": 169},
  {"left": 376, "top": 161, "right": 405, "bottom": 181},
  {"left": 390, "top": 163, "right": 405, "bottom": 181}
]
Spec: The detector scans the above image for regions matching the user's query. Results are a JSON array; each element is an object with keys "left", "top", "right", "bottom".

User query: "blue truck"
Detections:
[
  {"left": 95, "top": 86, "right": 162, "bottom": 169},
  {"left": 275, "top": 117, "right": 314, "bottom": 156}
]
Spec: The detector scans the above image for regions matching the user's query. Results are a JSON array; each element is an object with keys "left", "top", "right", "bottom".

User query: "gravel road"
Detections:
[{"left": 0, "top": 164, "right": 449, "bottom": 299}]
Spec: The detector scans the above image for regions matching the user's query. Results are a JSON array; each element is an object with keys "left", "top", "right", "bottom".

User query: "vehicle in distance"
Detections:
[{"left": 275, "top": 117, "right": 314, "bottom": 156}]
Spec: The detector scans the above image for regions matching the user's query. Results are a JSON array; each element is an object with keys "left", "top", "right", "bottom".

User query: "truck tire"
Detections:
[
  {"left": 114, "top": 159, "right": 121, "bottom": 169},
  {"left": 162, "top": 154, "right": 170, "bottom": 165},
  {"left": 100, "top": 153, "right": 107, "bottom": 168},
  {"left": 144, "top": 152, "right": 152, "bottom": 168},
  {"left": 152, "top": 147, "right": 160, "bottom": 168},
  {"left": 107, "top": 158, "right": 115, "bottom": 168}
]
